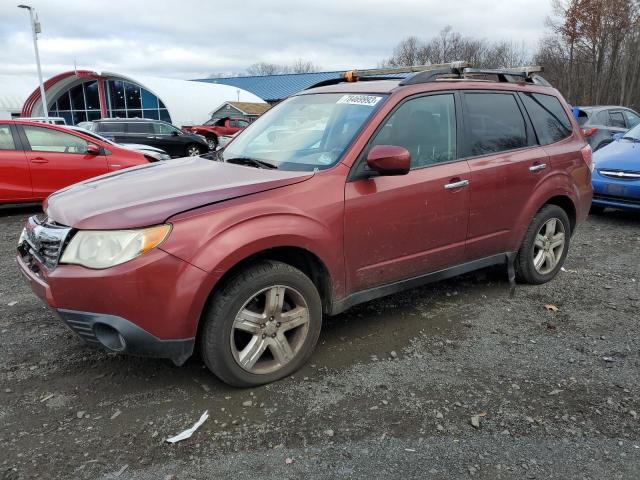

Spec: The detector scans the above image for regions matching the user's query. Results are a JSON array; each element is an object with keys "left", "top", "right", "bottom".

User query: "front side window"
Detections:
[
  {"left": 623, "top": 111, "right": 640, "bottom": 129},
  {"left": 370, "top": 94, "right": 457, "bottom": 168},
  {"left": 520, "top": 92, "right": 572, "bottom": 145},
  {"left": 23, "top": 126, "right": 88, "bottom": 154},
  {"left": 609, "top": 111, "right": 626, "bottom": 128},
  {"left": 465, "top": 92, "right": 527, "bottom": 156},
  {"left": 222, "top": 93, "right": 386, "bottom": 171},
  {"left": 154, "top": 123, "right": 180, "bottom": 135},
  {"left": 0, "top": 125, "right": 16, "bottom": 150}
]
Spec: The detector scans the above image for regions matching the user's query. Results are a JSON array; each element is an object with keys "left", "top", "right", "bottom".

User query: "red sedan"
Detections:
[{"left": 0, "top": 120, "right": 150, "bottom": 204}]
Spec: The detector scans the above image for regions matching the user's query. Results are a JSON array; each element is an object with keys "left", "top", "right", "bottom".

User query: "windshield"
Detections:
[
  {"left": 623, "top": 124, "right": 640, "bottom": 141},
  {"left": 221, "top": 93, "right": 386, "bottom": 171}
]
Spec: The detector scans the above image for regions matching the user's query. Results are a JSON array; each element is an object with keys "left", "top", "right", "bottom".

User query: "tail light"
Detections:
[
  {"left": 580, "top": 144, "right": 594, "bottom": 172},
  {"left": 582, "top": 127, "right": 598, "bottom": 137}
]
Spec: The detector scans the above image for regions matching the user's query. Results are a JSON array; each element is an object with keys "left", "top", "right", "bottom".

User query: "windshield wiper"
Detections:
[
  {"left": 225, "top": 157, "right": 278, "bottom": 169},
  {"left": 622, "top": 136, "right": 640, "bottom": 143}
]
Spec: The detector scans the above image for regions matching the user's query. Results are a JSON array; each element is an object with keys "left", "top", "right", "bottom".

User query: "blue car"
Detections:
[{"left": 591, "top": 124, "right": 640, "bottom": 212}]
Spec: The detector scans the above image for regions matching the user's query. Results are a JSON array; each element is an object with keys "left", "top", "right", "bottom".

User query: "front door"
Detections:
[
  {"left": 0, "top": 123, "right": 32, "bottom": 202},
  {"left": 20, "top": 124, "right": 108, "bottom": 198},
  {"left": 344, "top": 93, "right": 470, "bottom": 292},
  {"left": 152, "top": 122, "right": 184, "bottom": 157}
]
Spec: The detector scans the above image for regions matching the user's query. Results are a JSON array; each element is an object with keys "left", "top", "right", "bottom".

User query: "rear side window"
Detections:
[
  {"left": 0, "top": 125, "right": 16, "bottom": 150},
  {"left": 23, "top": 126, "right": 88, "bottom": 154},
  {"left": 624, "top": 111, "right": 640, "bottom": 128},
  {"left": 576, "top": 110, "right": 590, "bottom": 126},
  {"left": 609, "top": 112, "right": 626, "bottom": 128},
  {"left": 520, "top": 93, "right": 572, "bottom": 145},
  {"left": 464, "top": 93, "right": 527, "bottom": 156},
  {"left": 127, "top": 122, "right": 154, "bottom": 134},
  {"left": 97, "top": 122, "right": 126, "bottom": 134}
]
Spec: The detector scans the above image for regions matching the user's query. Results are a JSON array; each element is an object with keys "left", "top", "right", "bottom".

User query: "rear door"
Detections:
[
  {"left": 462, "top": 91, "right": 548, "bottom": 260},
  {"left": 0, "top": 123, "right": 32, "bottom": 202},
  {"left": 124, "top": 121, "right": 157, "bottom": 148},
  {"left": 20, "top": 124, "right": 108, "bottom": 198}
]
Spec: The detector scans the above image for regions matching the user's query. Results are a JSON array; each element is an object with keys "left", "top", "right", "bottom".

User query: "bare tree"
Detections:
[{"left": 246, "top": 59, "right": 321, "bottom": 76}]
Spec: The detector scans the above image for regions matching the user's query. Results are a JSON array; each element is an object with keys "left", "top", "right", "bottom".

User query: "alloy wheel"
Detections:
[
  {"left": 230, "top": 285, "right": 310, "bottom": 375},
  {"left": 532, "top": 217, "right": 565, "bottom": 275},
  {"left": 207, "top": 138, "right": 217, "bottom": 150},
  {"left": 187, "top": 146, "right": 201, "bottom": 156}
]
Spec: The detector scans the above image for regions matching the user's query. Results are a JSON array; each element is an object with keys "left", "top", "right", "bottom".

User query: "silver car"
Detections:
[{"left": 575, "top": 106, "right": 640, "bottom": 151}]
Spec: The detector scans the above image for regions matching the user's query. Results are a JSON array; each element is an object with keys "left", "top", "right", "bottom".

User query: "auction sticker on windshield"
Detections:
[{"left": 337, "top": 94, "right": 382, "bottom": 106}]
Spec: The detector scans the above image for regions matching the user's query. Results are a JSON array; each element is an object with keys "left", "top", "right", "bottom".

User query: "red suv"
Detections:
[
  {"left": 17, "top": 64, "right": 593, "bottom": 387},
  {"left": 1, "top": 120, "right": 150, "bottom": 204}
]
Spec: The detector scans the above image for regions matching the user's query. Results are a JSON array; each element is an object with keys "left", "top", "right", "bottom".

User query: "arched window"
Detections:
[
  {"left": 49, "top": 80, "right": 102, "bottom": 125},
  {"left": 48, "top": 79, "right": 171, "bottom": 125},
  {"left": 106, "top": 80, "right": 170, "bottom": 123}
]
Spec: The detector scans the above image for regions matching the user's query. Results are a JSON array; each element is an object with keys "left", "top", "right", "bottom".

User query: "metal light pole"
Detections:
[{"left": 18, "top": 4, "right": 48, "bottom": 119}]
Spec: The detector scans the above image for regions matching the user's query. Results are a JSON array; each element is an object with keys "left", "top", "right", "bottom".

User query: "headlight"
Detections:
[
  {"left": 18, "top": 228, "right": 27, "bottom": 246},
  {"left": 60, "top": 224, "right": 171, "bottom": 269}
]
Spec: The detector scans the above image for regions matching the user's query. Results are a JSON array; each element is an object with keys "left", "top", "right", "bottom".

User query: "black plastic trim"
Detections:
[
  {"left": 56, "top": 309, "right": 195, "bottom": 366},
  {"left": 329, "top": 253, "right": 509, "bottom": 315}
]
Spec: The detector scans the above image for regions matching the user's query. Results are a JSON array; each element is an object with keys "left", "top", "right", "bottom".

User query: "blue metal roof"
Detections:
[{"left": 193, "top": 70, "right": 407, "bottom": 102}]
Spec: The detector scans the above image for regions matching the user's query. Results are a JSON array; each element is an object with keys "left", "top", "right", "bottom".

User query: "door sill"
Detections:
[{"left": 330, "top": 253, "right": 509, "bottom": 315}]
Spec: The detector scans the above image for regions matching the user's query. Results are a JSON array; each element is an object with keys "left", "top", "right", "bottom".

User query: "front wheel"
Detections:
[
  {"left": 185, "top": 144, "right": 202, "bottom": 156},
  {"left": 206, "top": 136, "right": 217, "bottom": 151},
  {"left": 515, "top": 205, "right": 571, "bottom": 285},
  {"left": 200, "top": 261, "right": 322, "bottom": 387}
]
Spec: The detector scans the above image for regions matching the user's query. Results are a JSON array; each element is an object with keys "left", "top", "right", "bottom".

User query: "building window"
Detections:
[{"left": 48, "top": 78, "right": 171, "bottom": 126}]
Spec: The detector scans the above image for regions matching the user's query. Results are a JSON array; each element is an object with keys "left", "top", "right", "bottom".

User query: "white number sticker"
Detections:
[{"left": 336, "top": 94, "right": 382, "bottom": 106}]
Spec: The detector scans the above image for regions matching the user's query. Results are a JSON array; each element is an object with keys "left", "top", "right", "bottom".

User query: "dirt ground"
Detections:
[{"left": 0, "top": 204, "right": 639, "bottom": 480}]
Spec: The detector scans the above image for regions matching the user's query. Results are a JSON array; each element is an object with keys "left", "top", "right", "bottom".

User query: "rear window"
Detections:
[
  {"left": 576, "top": 109, "right": 590, "bottom": 126},
  {"left": 464, "top": 92, "right": 527, "bottom": 156},
  {"left": 97, "top": 122, "right": 126, "bottom": 133},
  {"left": 520, "top": 93, "right": 572, "bottom": 145}
]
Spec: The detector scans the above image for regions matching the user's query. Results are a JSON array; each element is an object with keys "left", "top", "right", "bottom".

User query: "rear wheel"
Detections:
[
  {"left": 185, "top": 144, "right": 202, "bottom": 156},
  {"left": 200, "top": 260, "right": 322, "bottom": 387},
  {"left": 515, "top": 205, "right": 570, "bottom": 285}
]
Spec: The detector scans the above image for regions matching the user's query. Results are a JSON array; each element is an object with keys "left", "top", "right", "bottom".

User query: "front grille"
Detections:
[
  {"left": 598, "top": 169, "right": 640, "bottom": 180},
  {"left": 593, "top": 193, "right": 640, "bottom": 205},
  {"left": 18, "top": 216, "right": 72, "bottom": 270},
  {"left": 63, "top": 316, "right": 100, "bottom": 345}
]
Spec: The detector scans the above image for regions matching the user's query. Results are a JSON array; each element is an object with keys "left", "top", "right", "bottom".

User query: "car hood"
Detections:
[
  {"left": 593, "top": 140, "right": 640, "bottom": 170},
  {"left": 44, "top": 157, "right": 313, "bottom": 229},
  {"left": 120, "top": 143, "right": 165, "bottom": 154}
]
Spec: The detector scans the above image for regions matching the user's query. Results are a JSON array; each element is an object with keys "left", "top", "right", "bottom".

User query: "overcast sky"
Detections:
[{"left": 1, "top": 0, "right": 552, "bottom": 85}]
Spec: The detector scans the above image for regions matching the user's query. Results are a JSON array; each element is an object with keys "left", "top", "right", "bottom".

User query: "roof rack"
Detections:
[{"left": 305, "top": 62, "right": 552, "bottom": 90}]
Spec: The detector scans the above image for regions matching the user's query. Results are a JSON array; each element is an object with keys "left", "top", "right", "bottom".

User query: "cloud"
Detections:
[{"left": 1, "top": 0, "right": 552, "bottom": 82}]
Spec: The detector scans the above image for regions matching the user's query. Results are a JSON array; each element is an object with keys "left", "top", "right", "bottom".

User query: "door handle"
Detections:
[
  {"left": 529, "top": 163, "right": 547, "bottom": 172},
  {"left": 444, "top": 179, "right": 469, "bottom": 190},
  {"left": 30, "top": 157, "right": 49, "bottom": 164}
]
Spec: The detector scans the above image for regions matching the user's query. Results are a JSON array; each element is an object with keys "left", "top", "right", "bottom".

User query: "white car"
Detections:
[{"left": 67, "top": 126, "right": 171, "bottom": 161}]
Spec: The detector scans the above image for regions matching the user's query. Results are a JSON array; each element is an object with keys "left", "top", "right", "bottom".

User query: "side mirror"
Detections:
[
  {"left": 366, "top": 145, "right": 410, "bottom": 176},
  {"left": 86, "top": 144, "right": 100, "bottom": 155},
  {"left": 171, "top": 130, "right": 179, "bottom": 136},
  {"left": 612, "top": 132, "right": 624, "bottom": 141}
]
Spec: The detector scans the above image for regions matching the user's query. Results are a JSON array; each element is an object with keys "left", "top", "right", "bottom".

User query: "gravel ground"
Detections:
[{"left": 0, "top": 204, "right": 639, "bottom": 480}]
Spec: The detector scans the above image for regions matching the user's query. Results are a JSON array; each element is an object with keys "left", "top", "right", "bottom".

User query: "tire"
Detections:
[
  {"left": 185, "top": 144, "right": 202, "bottom": 156},
  {"left": 200, "top": 260, "right": 322, "bottom": 387},
  {"left": 590, "top": 204, "right": 605, "bottom": 215},
  {"left": 206, "top": 136, "right": 218, "bottom": 151},
  {"left": 515, "top": 204, "right": 571, "bottom": 285}
]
